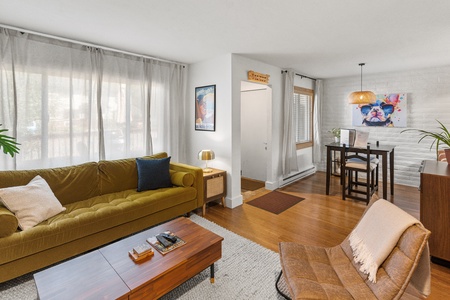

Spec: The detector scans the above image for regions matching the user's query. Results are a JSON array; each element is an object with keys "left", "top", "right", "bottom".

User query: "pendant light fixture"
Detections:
[{"left": 348, "top": 63, "right": 376, "bottom": 104}]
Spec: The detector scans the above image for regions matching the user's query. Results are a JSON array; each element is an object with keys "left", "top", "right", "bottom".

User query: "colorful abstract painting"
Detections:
[{"left": 352, "top": 93, "right": 407, "bottom": 127}]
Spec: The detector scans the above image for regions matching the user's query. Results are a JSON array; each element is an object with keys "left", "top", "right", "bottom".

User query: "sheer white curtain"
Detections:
[
  {"left": 0, "top": 28, "right": 186, "bottom": 170},
  {"left": 313, "top": 79, "right": 323, "bottom": 164},
  {"left": 281, "top": 70, "right": 299, "bottom": 177},
  {"left": 145, "top": 60, "right": 186, "bottom": 161}
]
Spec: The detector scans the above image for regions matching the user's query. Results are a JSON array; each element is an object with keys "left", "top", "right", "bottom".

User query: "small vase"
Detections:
[
  {"left": 334, "top": 137, "right": 340, "bottom": 143},
  {"left": 444, "top": 148, "right": 450, "bottom": 164}
]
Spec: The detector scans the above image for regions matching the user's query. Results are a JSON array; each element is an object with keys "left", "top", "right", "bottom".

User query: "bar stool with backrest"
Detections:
[{"left": 341, "top": 144, "right": 379, "bottom": 204}]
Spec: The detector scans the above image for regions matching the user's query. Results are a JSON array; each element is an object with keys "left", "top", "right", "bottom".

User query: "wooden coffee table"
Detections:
[{"left": 34, "top": 217, "right": 223, "bottom": 299}]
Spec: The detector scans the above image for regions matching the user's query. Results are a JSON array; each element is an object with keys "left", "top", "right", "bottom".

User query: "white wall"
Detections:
[
  {"left": 188, "top": 53, "right": 289, "bottom": 209},
  {"left": 319, "top": 65, "right": 450, "bottom": 187},
  {"left": 231, "top": 54, "right": 284, "bottom": 191},
  {"left": 186, "top": 54, "right": 236, "bottom": 205}
]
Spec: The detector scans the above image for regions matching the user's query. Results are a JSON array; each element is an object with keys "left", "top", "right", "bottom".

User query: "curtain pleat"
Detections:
[
  {"left": 0, "top": 27, "right": 186, "bottom": 170},
  {"left": 281, "top": 70, "right": 299, "bottom": 177},
  {"left": 90, "top": 48, "right": 105, "bottom": 160},
  {"left": 313, "top": 79, "right": 323, "bottom": 163}
]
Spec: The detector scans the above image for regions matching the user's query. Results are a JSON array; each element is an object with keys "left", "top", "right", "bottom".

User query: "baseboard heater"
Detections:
[{"left": 280, "top": 166, "right": 316, "bottom": 187}]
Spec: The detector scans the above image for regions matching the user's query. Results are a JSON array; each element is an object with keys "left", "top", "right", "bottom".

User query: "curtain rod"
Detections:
[
  {"left": 281, "top": 70, "right": 317, "bottom": 81},
  {"left": 0, "top": 23, "right": 187, "bottom": 67}
]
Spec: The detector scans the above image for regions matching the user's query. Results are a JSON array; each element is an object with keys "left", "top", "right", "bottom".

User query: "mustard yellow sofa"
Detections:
[{"left": 0, "top": 152, "right": 203, "bottom": 283}]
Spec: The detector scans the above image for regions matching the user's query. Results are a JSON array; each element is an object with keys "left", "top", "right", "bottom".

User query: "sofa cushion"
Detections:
[
  {"left": 0, "top": 176, "right": 66, "bottom": 230},
  {"left": 98, "top": 152, "right": 168, "bottom": 195},
  {"left": 170, "top": 170, "right": 195, "bottom": 187},
  {"left": 0, "top": 206, "right": 18, "bottom": 237},
  {"left": 0, "top": 186, "right": 197, "bottom": 264},
  {"left": 0, "top": 162, "right": 100, "bottom": 206},
  {"left": 136, "top": 157, "right": 172, "bottom": 191}
]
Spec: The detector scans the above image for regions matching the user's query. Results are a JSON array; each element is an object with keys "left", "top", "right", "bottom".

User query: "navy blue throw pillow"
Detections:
[{"left": 136, "top": 157, "right": 172, "bottom": 192}]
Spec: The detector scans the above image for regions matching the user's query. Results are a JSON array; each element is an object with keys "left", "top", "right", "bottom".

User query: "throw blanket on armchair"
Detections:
[{"left": 349, "top": 199, "right": 431, "bottom": 296}]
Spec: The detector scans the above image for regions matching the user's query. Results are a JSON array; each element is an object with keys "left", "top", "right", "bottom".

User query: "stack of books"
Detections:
[{"left": 128, "top": 243, "right": 154, "bottom": 262}]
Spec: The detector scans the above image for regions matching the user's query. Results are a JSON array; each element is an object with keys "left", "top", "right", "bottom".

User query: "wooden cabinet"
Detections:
[
  {"left": 420, "top": 160, "right": 450, "bottom": 264},
  {"left": 202, "top": 169, "right": 226, "bottom": 216}
]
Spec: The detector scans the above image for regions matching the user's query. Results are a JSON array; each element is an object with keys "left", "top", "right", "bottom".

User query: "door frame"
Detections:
[{"left": 240, "top": 80, "right": 272, "bottom": 186}]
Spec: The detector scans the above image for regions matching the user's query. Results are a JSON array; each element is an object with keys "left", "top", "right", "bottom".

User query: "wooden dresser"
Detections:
[{"left": 420, "top": 160, "right": 450, "bottom": 265}]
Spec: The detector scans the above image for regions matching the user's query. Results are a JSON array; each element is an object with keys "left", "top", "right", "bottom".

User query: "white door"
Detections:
[{"left": 241, "top": 82, "right": 271, "bottom": 182}]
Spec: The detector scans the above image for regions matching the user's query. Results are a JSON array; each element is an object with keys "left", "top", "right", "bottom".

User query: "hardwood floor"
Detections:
[{"left": 199, "top": 171, "right": 450, "bottom": 299}]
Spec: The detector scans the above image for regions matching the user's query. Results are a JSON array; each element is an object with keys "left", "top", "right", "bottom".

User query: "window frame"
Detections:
[{"left": 293, "top": 86, "right": 315, "bottom": 150}]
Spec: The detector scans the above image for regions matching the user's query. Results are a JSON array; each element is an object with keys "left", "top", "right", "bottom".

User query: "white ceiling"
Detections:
[{"left": 1, "top": 0, "right": 450, "bottom": 79}]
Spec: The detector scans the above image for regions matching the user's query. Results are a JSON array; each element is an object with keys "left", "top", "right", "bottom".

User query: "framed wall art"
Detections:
[
  {"left": 195, "top": 84, "right": 216, "bottom": 131},
  {"left": 352, "top": 93, "right": 407, "bottom": 127}
]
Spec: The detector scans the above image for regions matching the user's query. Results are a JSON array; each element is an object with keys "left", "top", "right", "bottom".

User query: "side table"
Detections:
[{"left": 202, "top": 168, "right": 226, "bottom": 215}]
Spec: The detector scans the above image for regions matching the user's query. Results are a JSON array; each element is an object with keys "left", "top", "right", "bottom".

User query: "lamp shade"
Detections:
[
  {"left": 198, "top": 150, "right": 215, "bottom": 161},
  {"left": 348, "top": 91, "right": 376, "bottom": 104},
  {"left": 348, "top": 63, "right": 377, "bottom": 105},
  {"left": 198, "top": 150, "right": 215, "bottom": 173}
]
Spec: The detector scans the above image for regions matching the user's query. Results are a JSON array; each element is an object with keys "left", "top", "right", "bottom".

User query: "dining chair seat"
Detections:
[
  {"left": 346, "top": 158, "right": 379, "bottom": 170},
  {"left": 341, "top": 145, "right": 379, "bottom": 204}
]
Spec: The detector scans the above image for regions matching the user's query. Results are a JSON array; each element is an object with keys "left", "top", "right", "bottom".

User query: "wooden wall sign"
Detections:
[{"left": 248, "top": 70, "right": 270, "bottom": 84}]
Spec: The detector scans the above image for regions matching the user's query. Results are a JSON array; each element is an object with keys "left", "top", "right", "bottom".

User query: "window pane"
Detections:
[{"left": 293, "top": 90, "right": 313, "bottom": 144}]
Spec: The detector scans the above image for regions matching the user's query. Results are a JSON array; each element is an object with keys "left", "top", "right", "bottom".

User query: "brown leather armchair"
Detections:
[{"left": 277, "top": 197, "right": 431, "bottom": 299}]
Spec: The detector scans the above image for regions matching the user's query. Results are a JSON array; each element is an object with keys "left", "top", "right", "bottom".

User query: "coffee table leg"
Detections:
[{"left": 210, "top": 264, "right": 215, "bottom": 283}]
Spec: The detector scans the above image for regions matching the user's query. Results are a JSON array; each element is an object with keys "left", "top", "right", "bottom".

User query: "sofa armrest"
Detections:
[
  {"left": 170, "top": 163, "right": 204, "bottom": 208},
  {"left": 0, "top": 206, "right": 18, "bottom": 237}
]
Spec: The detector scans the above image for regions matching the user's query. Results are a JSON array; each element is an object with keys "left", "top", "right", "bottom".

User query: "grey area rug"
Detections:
[{"left": 0, "top": 214, "right": 290, "bottom": 300}]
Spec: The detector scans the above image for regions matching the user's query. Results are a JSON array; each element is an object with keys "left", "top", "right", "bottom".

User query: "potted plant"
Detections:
[
  {"left": 401, "top": 120, "right": 450, "bottom": 163},
  {"left": 328, "top": 128, "right": 340, "bottom": 143},
  {"left": 0, "top": 124, "right": 20, "bottom": 157}
]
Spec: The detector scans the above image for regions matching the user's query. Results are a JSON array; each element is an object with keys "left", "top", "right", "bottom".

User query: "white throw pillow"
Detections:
[{"left": 0, "top": 175, "right": 66, "bottom": 230}]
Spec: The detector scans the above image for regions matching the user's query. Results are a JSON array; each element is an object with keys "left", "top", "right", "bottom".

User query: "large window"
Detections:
[
  {"left": 293, "top": 86, "right": 314, "bottom": 149},
  {"left": 0, "top": 28, "right": 186, "bottom": 170}
]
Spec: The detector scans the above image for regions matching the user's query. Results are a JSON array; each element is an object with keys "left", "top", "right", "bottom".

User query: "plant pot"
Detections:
[
  {"left": 334, "top": 137, "right": 340, "bottom": 143},
  {"left": 445, "top": 149, "right": 450, "bottom": 164}
]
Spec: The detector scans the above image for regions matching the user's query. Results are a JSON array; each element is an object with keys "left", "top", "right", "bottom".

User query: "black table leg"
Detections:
[
  {"left": 326, "top": 147, "right": 331, "bottom": 195},
  {"left": 390, "top": 148, "right": 395, "bottom": 196},
  {"left": 382, "top": 153, "right": 387, "bottom": 199},
  {"left": 210, "top": 263, "right": 215, "bottom": 283}
]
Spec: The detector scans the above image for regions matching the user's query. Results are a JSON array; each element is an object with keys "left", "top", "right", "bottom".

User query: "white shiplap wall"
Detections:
[{"left": 318, "top": 65, "right": 450, "bottom": 187}]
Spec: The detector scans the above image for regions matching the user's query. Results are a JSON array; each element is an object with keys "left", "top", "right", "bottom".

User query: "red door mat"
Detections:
[{"left": 246, "top": 191, "right": 305, "bottom": 214}]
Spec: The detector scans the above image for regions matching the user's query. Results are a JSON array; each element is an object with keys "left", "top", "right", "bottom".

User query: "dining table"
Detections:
[{"left": 325, "top": 142, "right": 396, "bottom": 199}]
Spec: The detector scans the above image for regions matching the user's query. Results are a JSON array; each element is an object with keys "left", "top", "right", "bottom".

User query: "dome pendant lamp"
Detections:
[{"left": 348, "top": 63, "right": 376, "bottom": 104}]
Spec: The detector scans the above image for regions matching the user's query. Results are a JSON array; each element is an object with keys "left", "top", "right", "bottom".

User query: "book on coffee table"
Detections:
[
  {"left": 147, "top": 231, "right": 186, "bottom": 255},
  {"left": 128, "top": 242, "right": 154, "bottom": 262}
]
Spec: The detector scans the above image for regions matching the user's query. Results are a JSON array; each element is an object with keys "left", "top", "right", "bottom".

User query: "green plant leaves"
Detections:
[
  {"left": 0, "top": 125, "right": 20, "bottom": 157},
  {"left": 401, "top": 120, "right": 450, "bottom": 157}
]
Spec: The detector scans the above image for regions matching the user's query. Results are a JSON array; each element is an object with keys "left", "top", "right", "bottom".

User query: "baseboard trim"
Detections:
[
  {"left": 279, "top": 167, "right": 316, "bottom": 187},
  {"left": 225, "top": 194, "right": 243, "bottom": 209}
]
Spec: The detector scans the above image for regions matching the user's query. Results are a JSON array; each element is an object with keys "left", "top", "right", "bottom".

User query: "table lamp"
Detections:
[{"left": 198, "top": 150, "right": 215, "bottom": 173}]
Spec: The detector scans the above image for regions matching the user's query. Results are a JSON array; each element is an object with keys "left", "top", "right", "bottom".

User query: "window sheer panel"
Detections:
[
  {"left": 0, "top": 30, "right": 17, "bottom": 169},
  {"left": 0, "top": 28, "right": 186, "bottom": 170},
  {"left": 9, "top": 36, "right": 99, "bottom": 169},
  {"left": 147, "top": 62, "right": 186, "bottom": 160},
  {"left": 100, "top": 52, "right": 148, "bottom": 160}
]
